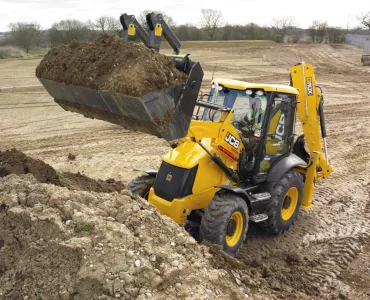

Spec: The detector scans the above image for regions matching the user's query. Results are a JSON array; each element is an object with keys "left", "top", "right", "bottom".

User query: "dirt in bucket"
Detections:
[{"left": 36, "top": 34, "right": 188, "bottom": 98}]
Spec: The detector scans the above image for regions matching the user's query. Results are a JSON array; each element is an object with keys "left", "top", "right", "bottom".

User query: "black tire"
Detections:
[
  {"left": 200, "top": 193, "right": 249, "bottom": 257},
  {"left": 260, "top": 170, "right": 303, "bottom": 234},
  {"left": 127, "top": 175, "right": 155, "bottom": 199}
]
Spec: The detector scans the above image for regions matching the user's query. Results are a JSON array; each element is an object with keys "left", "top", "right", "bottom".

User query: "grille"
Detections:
[{"left": 153, "top": 162, "right": 198, "bottom": 201}]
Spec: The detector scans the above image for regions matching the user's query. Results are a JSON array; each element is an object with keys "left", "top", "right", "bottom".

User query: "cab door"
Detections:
[{"left": 258, "top": 93, "right": 295, "bottom": 174}]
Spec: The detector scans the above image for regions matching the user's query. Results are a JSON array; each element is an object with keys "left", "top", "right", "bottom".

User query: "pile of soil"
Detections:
[
  {"left": 0, "top": 148, "right": 59, "bottom": 185},
  {"left": 0, "top": 149, "right": 125, "bottom": 193},
  {"left": 35, "top": 34, "right": 188, "bottom": 98},
  {"left": 0, "top": 174, "right": 251, "bottom": 300}
]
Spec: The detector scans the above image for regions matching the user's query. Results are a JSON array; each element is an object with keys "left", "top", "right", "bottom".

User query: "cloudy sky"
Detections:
[{"left": 0, "top": 0, "right": 368, "bottom": 31}]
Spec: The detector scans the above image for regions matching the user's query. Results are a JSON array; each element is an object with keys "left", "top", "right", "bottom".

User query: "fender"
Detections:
[
  {"left": 266, "top": 153, "right": 307, "bottom": 183},
  {"left": 215, "top": 185, "right": 253, "bottom": 213},
  {"left": 134, "top": 168, "right": 158, "bottom": 177}
]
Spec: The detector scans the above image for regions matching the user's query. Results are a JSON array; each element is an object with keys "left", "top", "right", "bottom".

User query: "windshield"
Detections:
[{"left": 202, "top": 86, "right": 269, "bottom": 130}]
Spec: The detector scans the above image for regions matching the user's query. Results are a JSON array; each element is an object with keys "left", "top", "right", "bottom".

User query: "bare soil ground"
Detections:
[{"left": 1, "top": 41, "right": 370, "bottom": 299}]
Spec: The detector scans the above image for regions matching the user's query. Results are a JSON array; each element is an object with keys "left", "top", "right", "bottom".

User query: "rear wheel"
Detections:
[
  {"left": 261, "top": 170, "right": 303, "bottom": 234},
  {"left": 127, "top": 175, "right": 155, "bottom": 199},
  {"left": 200, "top": 193, "right": 249, "bottom": 257}
]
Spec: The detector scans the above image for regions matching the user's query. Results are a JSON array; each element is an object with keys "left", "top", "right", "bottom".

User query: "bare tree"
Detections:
[
  {"left": 309, "top": 20, "right": 319, "bottom": 42},
  {"left": 201, "top": 9, "right": 224, "bottom": 40},
  {"left": 291, "top": 32, "right": 303, "bottom": 43},
  {"left": 317, "top": 21, "right": 328, "bottom": 43},
  {"left": 9, "top": 22, "right": 41, "bottom": 52},
  {"left": 48, "top": 19, "right": 91, "bottom": 47},
  {"left": 327, "top": 27, "right": 345, "bottom": 43},
  {"left": 85, "top": 19, "right": 98, "bottom": 39},
  {"left": 174, "top": 23, "right": 203, "bottom": 41},
  {"left": 95, "top": 16, "right": 108, "bottom": 32},
  {"left": 309, "top": 20, "right": 328, "bottom": 43},
  {"left": 357, "top": 11, "right": 370, "bottom": 30},
  {"left": 271, "top": 16, "right": 296, "bottom": 42},
  {"left": 95, "top": 16, "right": 120, "bottom": 34}
]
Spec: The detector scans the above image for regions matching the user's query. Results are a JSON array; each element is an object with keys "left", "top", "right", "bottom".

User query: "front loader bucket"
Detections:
[{"left": 39, "top": 62, "right": 203, "bottom": 141}]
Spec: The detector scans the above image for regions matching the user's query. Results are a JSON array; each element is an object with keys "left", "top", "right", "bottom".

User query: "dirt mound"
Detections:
[
  {"left": 0, "top": 174, "right": 250, "bottom": 300},
  {"left": 0, "top": 148, "right": 59, "bottom": 184},
  {"left": 59, "top": 172, "right": 126, "bottom": 193},
  {"left": 0, "top": 149, "right": 125, "bottom": 193},
  {"left": 35, "top": 34, "right": 187, "bottom": 98}
]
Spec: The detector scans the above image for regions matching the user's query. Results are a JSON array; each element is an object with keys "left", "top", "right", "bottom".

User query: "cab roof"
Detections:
[{"left": 214, "top": 78, "right": 299, "bottom": 95}]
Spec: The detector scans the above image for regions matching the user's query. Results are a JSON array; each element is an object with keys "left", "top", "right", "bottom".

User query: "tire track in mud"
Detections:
[
  {"left": 304, "top": 237, "right": 363, "bottom": 284},
  {"left": 237, "top": 157, "right": 370, "bottom": 297}
]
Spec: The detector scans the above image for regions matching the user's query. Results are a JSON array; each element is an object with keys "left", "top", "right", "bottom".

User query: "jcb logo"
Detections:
[
  {"left": 225, "top": 132, "right": 240, "bottom": 149},
  {"left": 306, "top": 77, "right": 313, "bottom": 96},
  {"left": 275, "top": 114, "right": 285, "bottom": 139},
  {"left": 166, "top": 174, "right": 172, "bottom": 181}
]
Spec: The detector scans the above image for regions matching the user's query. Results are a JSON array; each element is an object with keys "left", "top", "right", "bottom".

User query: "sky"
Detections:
[{"left": 0, "top": 0, "right": 368, "bottom": 31}]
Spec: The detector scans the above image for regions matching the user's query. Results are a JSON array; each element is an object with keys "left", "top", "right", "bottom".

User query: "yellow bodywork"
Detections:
[
  {"left": 148, "top": 63, "right": 332, "bottom": 223},
  {"left": 215, "top": 78, "right": 299, "bottom": 95},
  {"left": 149, "top": 111, "right": 241, "bottom": 223}
]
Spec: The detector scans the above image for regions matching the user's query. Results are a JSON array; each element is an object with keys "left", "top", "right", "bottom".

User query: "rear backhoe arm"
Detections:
[
  {"left": 146, "top": 13, "right": 182, "bottom": 55},
  {"left": 290, "top": 63, "right": 333, "bottom": 209},
  {"left": 120, "top": 14, "right": 149, "bottom": 47},
  {"left": 120, "top": 12, "right": 182, "bottom": 55}
]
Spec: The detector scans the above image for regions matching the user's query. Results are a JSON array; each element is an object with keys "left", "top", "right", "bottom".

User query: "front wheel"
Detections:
[
  {"left": 200, "top": 193, "right": 249, "bottom": 257},
  {"left": 127, "top": 174, "right": 155, "bottom": 199}
]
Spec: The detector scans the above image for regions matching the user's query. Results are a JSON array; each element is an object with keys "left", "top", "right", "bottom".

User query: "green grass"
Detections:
[{"left": 75, "top": 223, "right": 95, "bottom": 235}]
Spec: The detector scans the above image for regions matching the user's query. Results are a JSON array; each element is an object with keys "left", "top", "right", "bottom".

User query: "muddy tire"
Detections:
[
  {"left": 261, "top": 170, "right": 303, "bottom": 234},
  {"left": 127, "top": 175, "right": 155, "bottom": 199},
  {"left": 200, "top": 193, "right": 249, "bottom": 257}
]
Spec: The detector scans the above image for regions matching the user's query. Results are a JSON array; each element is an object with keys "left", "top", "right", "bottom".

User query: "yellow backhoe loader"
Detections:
[{"left": 38, "top": 13, "right": 332, "bottom": 256}]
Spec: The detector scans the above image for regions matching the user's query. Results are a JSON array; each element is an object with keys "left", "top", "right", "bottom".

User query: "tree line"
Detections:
[{"left": 1, "top": 9, "right": 370, "bottom": 53}]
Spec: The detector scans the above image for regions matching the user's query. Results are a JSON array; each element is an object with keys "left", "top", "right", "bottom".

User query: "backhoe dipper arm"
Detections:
[
  {"left": 120, "top": 13, "right": 149, "bottom": 47},
  {"left": 290, "top": 62, "right": 333, "bottom": 209},
  {"left": 146, "top": 13, "right": 181, "bottom": 54}
]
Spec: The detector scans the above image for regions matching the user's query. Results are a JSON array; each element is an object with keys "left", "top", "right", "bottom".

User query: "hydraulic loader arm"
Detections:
[
  {"left": 120, "top": 14, "right": 149, "bottom": 47},
  {"left": 146, "top": 13, "right": 182, "bottom": 54},
  {"left": 290, "top": 63, "right": 333, "bottom": 209},
  {"left": 120, "top": 12, "right": 182, "bottom": 54}
]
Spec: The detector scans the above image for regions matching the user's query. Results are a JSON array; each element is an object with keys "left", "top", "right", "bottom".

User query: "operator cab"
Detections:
[
  {"left": 202, "top": 82, "right": 268, "bottom": 138},
  {"left": 202, "top": 79, "right": 299, "bottom": 180}
]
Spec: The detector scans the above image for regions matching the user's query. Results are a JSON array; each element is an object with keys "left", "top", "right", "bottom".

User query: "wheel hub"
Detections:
[
  {"left": 226, "top": 219, "right": 237, "bottom": 236},
  {"left": 283, "top": 196, "right": 292, "bottom": 209}
]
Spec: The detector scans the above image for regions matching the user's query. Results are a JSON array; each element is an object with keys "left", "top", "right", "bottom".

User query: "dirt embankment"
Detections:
[
  {"left": 35, "top": 34, "right": 187, "bottom": 98},
  {"left": 0, "top": 148, "right": 125, "bottom": 193},
  {"left": 0, "top": 150, "right": 253, "bottom": 300}
]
